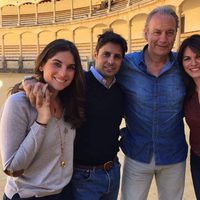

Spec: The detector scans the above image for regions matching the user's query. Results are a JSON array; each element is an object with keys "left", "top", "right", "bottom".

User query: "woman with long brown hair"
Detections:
[{"left": 0, "top": 39, "right": 85, "bottom": 200}]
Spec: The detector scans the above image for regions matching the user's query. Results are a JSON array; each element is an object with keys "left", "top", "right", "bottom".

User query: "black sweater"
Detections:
[{"left": 74, "top": 71, "right": 123, "bottom": 165}]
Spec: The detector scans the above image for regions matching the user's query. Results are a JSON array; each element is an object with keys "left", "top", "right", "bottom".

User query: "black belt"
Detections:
[{"left": 74, "top": 157, "right": 118, "bottom": 171}]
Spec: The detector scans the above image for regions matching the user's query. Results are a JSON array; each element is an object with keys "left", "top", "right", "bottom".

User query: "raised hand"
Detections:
[{"left": 35, "top": 84, "right": 51, "bottom": 125}]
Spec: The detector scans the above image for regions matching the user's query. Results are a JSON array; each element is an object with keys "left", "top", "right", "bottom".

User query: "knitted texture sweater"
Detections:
[
  {"left": 0, "top": 92, "right": 75, "bottom": 198},
  {"left": 74, "top": 71, "right": 123, "bottom": 165}
]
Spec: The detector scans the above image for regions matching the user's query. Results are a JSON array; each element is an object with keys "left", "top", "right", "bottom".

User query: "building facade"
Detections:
[{"left": 0, "top": 0, "right": 199, "bottom": 71}]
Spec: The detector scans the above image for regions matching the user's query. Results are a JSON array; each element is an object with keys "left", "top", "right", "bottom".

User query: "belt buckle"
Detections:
[{"left": 103, "top": 161, "right": 113, "bottom": 171}]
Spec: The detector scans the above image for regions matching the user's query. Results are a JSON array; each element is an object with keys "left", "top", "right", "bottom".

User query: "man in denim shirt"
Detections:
[{"left": 117, "top": 6, "right": 188, "bottom": 200}]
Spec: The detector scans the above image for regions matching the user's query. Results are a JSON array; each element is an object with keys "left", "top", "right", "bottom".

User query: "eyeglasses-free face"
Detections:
[
  {"left": 182, "top": 47, "right": 200, "bottom": 79},
  {"left": 41, "top": 51, "right": 76, "bottom": 93}
]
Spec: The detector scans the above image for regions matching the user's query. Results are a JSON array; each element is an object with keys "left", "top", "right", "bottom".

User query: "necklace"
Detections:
[
  {"left": 51, "top": 101, "right": 62, "bottom": 118},
  {"left": 56, "top": 119, "right": 66, "bottom": 168}
]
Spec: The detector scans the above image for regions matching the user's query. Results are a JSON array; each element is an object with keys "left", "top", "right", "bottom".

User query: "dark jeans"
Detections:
[
  {"left": 71, "top": 160, "right": 120, "bottom": 200},
  {"left": 191, "top": 150, "right": 200, "bottom": 200},
  {"left": 3, "top": 183, "right": 73, "bottom": 200}
]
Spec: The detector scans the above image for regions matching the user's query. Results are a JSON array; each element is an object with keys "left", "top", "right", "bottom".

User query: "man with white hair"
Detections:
[{"left": 117, "top": 6, "right": 188, "bottom": 200}]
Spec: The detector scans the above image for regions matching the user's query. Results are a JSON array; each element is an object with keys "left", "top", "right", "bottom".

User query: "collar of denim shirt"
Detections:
[{"left": 136, "top": 44, "right": 177, "bottom": 76}]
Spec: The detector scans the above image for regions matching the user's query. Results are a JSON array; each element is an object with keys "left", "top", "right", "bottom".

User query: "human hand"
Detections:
[
  {"left": 24, "top": 80, "right": 45, "bottom": 107},
  {"left": 35, "top": 84, "right": 51, "bottom": 124}
]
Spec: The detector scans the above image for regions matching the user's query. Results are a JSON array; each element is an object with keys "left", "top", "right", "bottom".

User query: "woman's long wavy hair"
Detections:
[{"left": 12, "top": 39, "right": 85, "bottom": 128}]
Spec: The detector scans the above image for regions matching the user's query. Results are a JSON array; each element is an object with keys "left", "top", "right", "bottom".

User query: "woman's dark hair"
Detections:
[
  {"left": 177, "top": 34, "right": 200, "bottom": 99},
  {"left": 13, "top": 39, "right": 85, "bottom": 128}
]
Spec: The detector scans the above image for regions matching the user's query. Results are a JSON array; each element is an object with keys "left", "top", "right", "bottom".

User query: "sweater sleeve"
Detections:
[{"left": 0, "top": 92, "right": 46, "bottom": 173}]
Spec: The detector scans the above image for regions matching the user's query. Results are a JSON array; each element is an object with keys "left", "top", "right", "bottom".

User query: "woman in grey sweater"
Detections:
[{"left": 0, "top": 39, "right": 85, "bottom": 199}]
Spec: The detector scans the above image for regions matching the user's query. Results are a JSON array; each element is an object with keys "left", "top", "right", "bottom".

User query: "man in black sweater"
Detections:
[
  {"left": 71, "top": 31, "right": 127, "bottom": 200},
  {"left": 22, "top": 31, "right": 127, "bottom": 199}
]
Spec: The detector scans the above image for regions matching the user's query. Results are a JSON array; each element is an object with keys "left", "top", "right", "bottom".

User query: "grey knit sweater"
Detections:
[{"left": 0, "top": 92, "right": 75, "bottom": 198}]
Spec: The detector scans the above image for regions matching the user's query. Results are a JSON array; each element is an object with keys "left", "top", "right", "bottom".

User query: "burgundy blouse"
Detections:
[{"left": 185, "top": 91, "right": 200, "bottom": 156}]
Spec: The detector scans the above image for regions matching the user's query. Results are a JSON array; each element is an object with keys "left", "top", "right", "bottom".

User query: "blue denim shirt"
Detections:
[{"left": 117, "top": 47, "right": 188, "bottom": 165}]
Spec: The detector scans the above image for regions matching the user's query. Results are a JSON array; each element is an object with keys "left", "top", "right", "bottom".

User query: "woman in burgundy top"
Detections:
[{"left": 178, "top": 34, "right": 200, "bottom": 200}]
